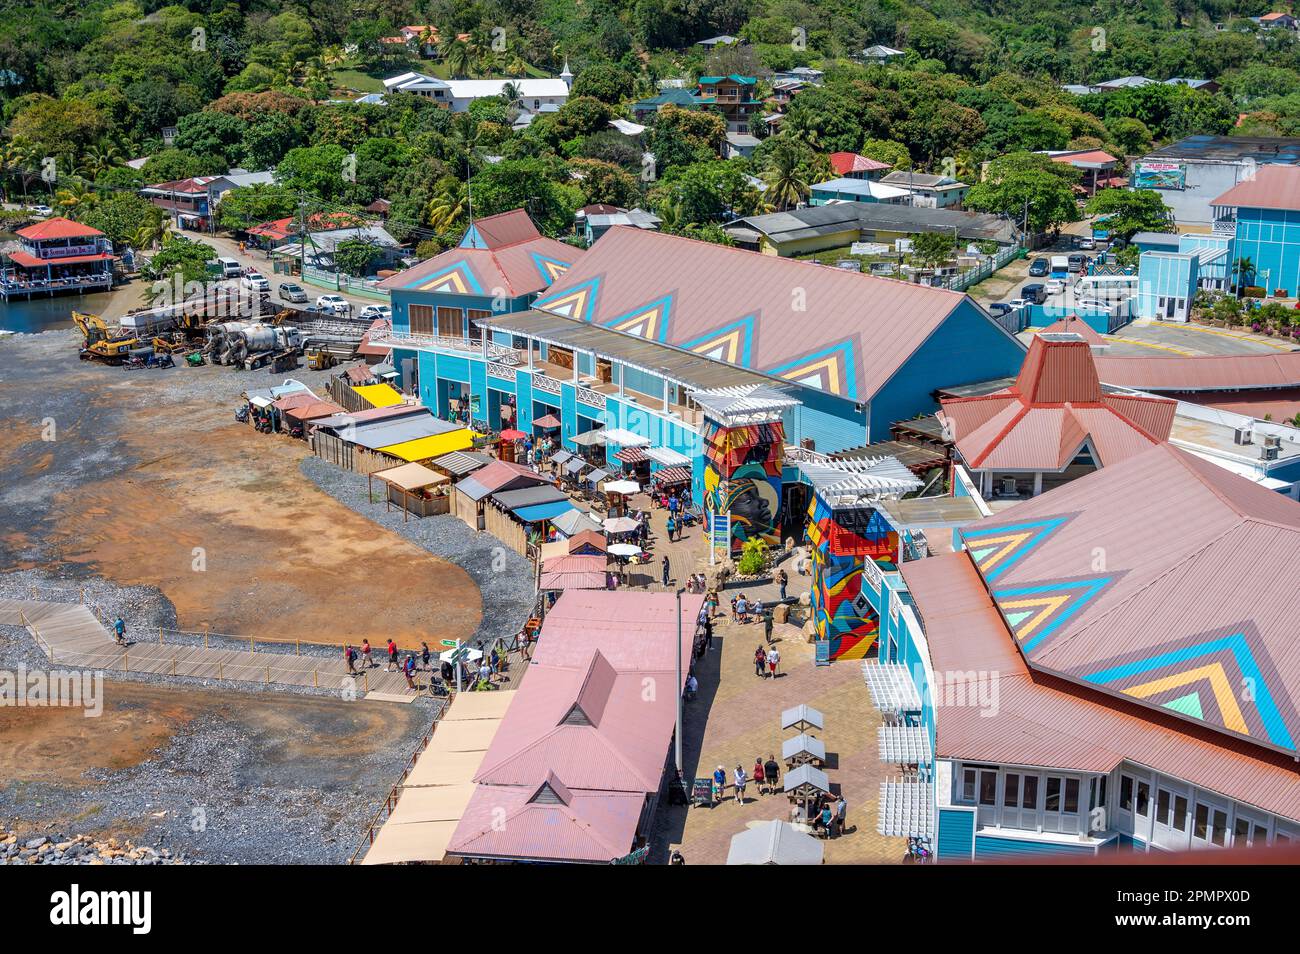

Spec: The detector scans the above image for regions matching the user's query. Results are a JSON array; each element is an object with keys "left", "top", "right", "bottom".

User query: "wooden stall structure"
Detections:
[{"left": 369, "top": 462, "right": 451, "bottom": 522}]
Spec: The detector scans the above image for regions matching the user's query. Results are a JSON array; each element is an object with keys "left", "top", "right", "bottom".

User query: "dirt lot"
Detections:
[{"left": 0, "top": 331, "right": 481, "bottom": 646}]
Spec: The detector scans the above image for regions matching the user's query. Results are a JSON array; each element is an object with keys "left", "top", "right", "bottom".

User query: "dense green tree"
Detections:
[
  {"left": 276, "top": 144, "right": 350, "bottom": 200},
  {"left": 1084, "top": 188, "right": 1172, "bottom": 240},
  {"left": 80, "top": 192, "right": 165, "bottom": 247},
  {"left": 964, "top": 151, "right": 1081, "bottom": 234},
  {"left": 215, "top": 183, "right": 299, "bottom": 231}
]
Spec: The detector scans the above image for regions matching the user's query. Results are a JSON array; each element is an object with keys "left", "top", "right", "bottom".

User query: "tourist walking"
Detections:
[
  {"left": 386, "top": 638, "right": 399, "bottom": 672},
  {"left": 420, "top": 641, "right": 431, "bottom": 670},
  {"left": 345, "top": 644, "right": 358, "bottom": 675},
  {"left": 754, "top": 645, "right": 767, "bottom": 677},
  {"left": 712, "top": 765, "right": 726, "bottom": 806},
  {"left": 835, "top": 796, "right": 847, "bottom": 838},
  {"left": 763, "top": 611, "right": 774, "bottom": 644},
  {"left": 361, "top": 639, "right": 374, "bottom": 669},
  {"left": 767, "top": 646, "right": 780, "bottom": 678},
  {"left": 112, "top": 617, "right": 127, "bottom": 646},
  {"left": 661, "top": 555, "right": 671, "bottom": 587},
  {"left": 665, "top": 515, "right": 676, "bottom": 542},
  {"left": 684, "top": 673, "right": 698, "bottom": 701},
  {"left": 754, "top": 757, "right": 767, "bottom": 795},
  {"left": 403, "top": 654, "right": 417, "bottom": 690},
  {"left": 777, "top": 568, "right": 788, "bottom": 601},
  {"left": 703, "top": 615, "right": 714, "bottom": 649},
  {"left": 764, "top": 755, "right": 780, "bottom": 794},
  {"left": 733, "top": 765, "right": 747, "bottom": 804}
]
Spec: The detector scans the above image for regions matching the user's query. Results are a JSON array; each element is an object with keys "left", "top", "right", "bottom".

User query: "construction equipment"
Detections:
[
  {"left": 73, "top": 311, "right": 141, "bottom": 364},
  {"left": 305, "top": 348, "right": 336, "bottom": 370}
]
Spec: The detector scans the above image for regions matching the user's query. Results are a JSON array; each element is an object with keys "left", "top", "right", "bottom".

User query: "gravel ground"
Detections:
[{"left": 300, "top": 456, "right": 537, "bottom": 648}]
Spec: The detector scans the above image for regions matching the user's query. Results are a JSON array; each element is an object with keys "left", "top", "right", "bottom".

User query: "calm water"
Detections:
[{"left": 1, "top": 230, "right": 119, "bottom": 333}]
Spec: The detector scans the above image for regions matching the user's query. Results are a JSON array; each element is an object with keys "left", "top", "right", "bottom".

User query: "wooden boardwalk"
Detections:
[{"left": 0, "top": 598, "right": 424, "bottom": 700}]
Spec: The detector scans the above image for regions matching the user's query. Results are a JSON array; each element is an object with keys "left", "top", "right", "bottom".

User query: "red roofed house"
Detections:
[
  {"left": 2, "top": 217, "right": 114, "bottom": 300},
  {"left": 828, "top": 151, "right": 892, "bottom": 180},
  {"left": 1044, "top": 149, "right": 1121, "bottom": 194},
  {"left": 938, "top": 335, "right": 1175, "bottom": 499},
  {"left": 446, "top": 590, "right": 702, "bottom": 863}
]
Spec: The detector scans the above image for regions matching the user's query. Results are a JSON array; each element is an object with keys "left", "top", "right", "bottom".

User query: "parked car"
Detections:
[
  {"left": 29, "top": 204, "right": 52, "bottom": 217},
  {"left": 1045, "top": 278, "right": 1067, "bottom": 296},
  {"left": 1007, "top": 298, "right": 1031, "bottom": 311},
  {"left": 241, "top": 272, "right": 270, "bottom": 293},
  {"left": 359, "top": 304, "right": 392, "bottom": 320},
  {"left": 277, "top": 282, "right": 308, "bottom": 303},
  {"left": 315, "top": 294, "right": 351, "bottom": 316},
  {"left": 1078, "top": 298, "right": 1114, "bottom": 312},
  {"left": 1077, "top": 236, "right": 1096, "bottom": 250},
  {"left": 1067, "top": 253, "right": 1088, "bottom": 273},
  {"left": 1027, "top": 258, "right": 1049, "bottom": 277},
  {"left": 988, "top": 302, "right": 1013, "bottom": 317},
  {"left": 1021, "top": 283, "right": 1047, "bottom": 304}
]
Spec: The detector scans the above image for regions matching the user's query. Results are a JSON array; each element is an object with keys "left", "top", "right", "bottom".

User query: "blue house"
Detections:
[
  {"left": 376, "top": 220, "right": 1025, "bottom": 517},
  {"left": 378, "top": 209, "right": 585, "bottom": 425},
  {"left": 1213, "top": 164, "right": 1300, "bottom": 296}
]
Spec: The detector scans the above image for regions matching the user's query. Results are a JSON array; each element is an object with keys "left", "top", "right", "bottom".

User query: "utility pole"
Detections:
[{"left": 674, "top": 586, "right": 685, "bottom": 775}]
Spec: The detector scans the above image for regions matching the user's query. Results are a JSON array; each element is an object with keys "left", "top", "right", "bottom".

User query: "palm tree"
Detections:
[
  {"left": 1, "top": 142, "right": 41, "bottom": 202},
  {"left": 465, "top": 30, "right": 493, "bottom": 76},
  {"left": 79, "top": 143, "right": 123, "bottom": 181},
  {"left": 425, "top": 185, "right": 467, "bottom": 233},
  {"left": 763, "top": 141, "right": 809, "bottom": 211},
  {"left": 54, "top": 180, "right": 99, "bottom": 219},
  {"left": 130, "top": 218, "right": 170, "bottom": 253},
  {"left": 1232, "top": 256, "right": 1256, "bottom": 299},
  {"left": 443, "top": 38, "right": 473, "bottom": 79}
]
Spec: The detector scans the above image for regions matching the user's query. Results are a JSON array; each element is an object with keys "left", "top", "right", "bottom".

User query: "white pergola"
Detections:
[
  {"left": 689, "top": 384, "right": 801, "bottom": 426},
  {"left": 794, "top": 451, "right": 923, "bottom": 503}
]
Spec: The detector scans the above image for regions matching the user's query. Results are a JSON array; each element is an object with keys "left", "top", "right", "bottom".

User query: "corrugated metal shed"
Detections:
[{"left": 491, "top": 484, "right": 569, "bottom": 510}]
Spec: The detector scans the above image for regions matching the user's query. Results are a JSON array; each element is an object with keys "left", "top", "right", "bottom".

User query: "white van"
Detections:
[
  {"left": 1049, "top": 255, "right": 1070, "bottom": 277},
  {"left": 215, "top": 257, "right": 242, "bottom": 279}
]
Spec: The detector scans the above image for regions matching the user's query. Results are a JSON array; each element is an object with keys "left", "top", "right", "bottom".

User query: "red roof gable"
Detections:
[
  {"left": 940, "top": 337, "right": 1176, "bottom": 470},
  {"left": 16, "top": 217, "right": 105, "bottom": 241},
  {"left": 1210, "top": 164, "right": 1300, "bottom": 212},
  {"left": 828, "top": 152, "right": 892, "bottom": 176}
]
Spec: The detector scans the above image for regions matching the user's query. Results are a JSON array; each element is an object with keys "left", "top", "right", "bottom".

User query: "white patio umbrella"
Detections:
[
  {"left": 607, "top": 543, "right": 644, "bottom": 557},
  {"left": 603, "top": 516, "right": 641, "bottom": 534},
  {"left": 604, "top": 479, "right": 641, "bottom": 495}
]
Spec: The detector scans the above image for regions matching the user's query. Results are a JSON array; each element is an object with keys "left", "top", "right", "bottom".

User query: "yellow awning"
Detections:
[
  {"left": 379, "top": 429, "right": 474, "bottom": 462},
  {"left": 354, "top": 383, "right": 406, "bottom": 408}
]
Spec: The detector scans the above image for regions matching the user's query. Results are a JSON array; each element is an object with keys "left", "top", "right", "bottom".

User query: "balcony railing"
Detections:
[{"left": 370, "top": 329, "right": 521, "bottom": 365}]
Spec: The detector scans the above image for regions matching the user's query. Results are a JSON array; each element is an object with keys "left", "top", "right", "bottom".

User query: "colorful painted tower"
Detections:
[
  {"left": 702, "top": 418, "right": 785, "bottom": 553},
  {"left": 806, "top": 496, "right": 900, "bottom": 660}
]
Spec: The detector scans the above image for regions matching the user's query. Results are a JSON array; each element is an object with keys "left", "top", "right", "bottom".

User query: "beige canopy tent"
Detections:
[
  {"left": 368, "top": 461, "right": 449, "bottom": 522},
  {"left": 361, "top": 690, "right": 517, "bottom": 866}
]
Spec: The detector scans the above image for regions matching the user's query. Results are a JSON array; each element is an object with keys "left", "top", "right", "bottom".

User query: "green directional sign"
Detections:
[{"left": 440, "top": 639, "right": 458, "bottom": 648}]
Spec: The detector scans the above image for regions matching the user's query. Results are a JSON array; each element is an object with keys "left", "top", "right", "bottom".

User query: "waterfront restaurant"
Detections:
[{"left": 1, "top": 218, "right": 114, "bottom": 300}]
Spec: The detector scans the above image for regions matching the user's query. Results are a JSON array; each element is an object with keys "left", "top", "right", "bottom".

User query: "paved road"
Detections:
[{"left": 200, "top": 233, "right": 386, "bottom": 316}]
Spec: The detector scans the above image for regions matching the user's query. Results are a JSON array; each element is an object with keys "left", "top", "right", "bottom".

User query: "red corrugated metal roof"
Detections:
[
  {"left": 902, "top": 551, "right": 1300, "bottom": 820},
  {"left": 829, "top": 152, "right": 892, "bottom": 175},
  {"left": 534, "top": 227, "right": 976, "bottom": 402},
  {"left": 6, "top": 251, "right": 112, "bottom": 268},
  {"left": 1037, "top": 315, "right": 1107, "bottom": 346},
  {"left": 15, "top": 217, "right": 104, "bottom": 240},
  {"left": 1096, "top": 352, "right": 1300, "bottom": 392},
  {"left": 1211, "top": 164, "right": 1300, "bottom": 211},
  {"left": 469, "top": 459, "right": 551, "bottom": 494},
  {"left": 957, "top": 443, "right": 1300, "bottom": 753},
  {"left": 940, "top": 338, "right": 1175, "bottom": 469},
  {"left": 472, "top": 208, "right": 541, "bottom": 248},
  {"left": 449, "top": 783, "right": 643, "bottom": 863},
  {"left": 377, "top": 236, "right": 582, "bottom": 297}
]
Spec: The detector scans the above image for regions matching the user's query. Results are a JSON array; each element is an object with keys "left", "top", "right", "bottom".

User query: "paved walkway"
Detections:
[
  {"left": 0, "top": 597, "right": 423, "bottom": 699},
  {"left": 649, "top": 602, "right": 905, "bottom": 864}
]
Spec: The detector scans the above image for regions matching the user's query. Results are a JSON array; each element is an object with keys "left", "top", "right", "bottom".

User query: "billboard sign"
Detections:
[{"left": 1133, "top": 161, "right": 1186, "bottom": 191}]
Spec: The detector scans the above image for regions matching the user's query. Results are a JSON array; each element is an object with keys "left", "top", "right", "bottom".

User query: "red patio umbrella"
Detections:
[{"left": 499, "top": 429, "right": 528, "bottom": 441}]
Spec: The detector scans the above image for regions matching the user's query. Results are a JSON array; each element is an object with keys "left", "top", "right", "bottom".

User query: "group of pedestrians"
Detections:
[
  {"left": 711, "top": 755, "right": 783, "bottom": 805},
  {"left": 752, "top": 644, "right": 781, "bottom": 677}
]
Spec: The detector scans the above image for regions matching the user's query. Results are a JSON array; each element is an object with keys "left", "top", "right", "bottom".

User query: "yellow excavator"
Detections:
[
  {"left": 72, "top": 311, "right": 186, "bottom": 363},
  {"left": 72, "top": 311, "right": 140, "bottom": 364}
]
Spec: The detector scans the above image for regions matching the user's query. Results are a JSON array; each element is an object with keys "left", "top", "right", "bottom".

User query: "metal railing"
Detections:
[{"left": 370, "top": 329, "right": 521, "bottom": 364}]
